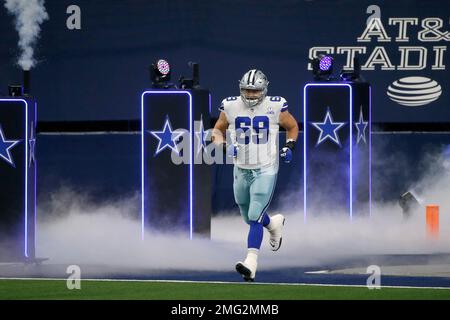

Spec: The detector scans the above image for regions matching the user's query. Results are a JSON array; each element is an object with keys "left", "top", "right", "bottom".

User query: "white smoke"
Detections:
[
  {"left": 5, "top": 141, "right": 439, "bottom": 279},
  {"left": 4, "top": 0, "right": 49, "bottom": 70},
  {"left": 34, "top": 151, "right": 450, "bottom": 274}
]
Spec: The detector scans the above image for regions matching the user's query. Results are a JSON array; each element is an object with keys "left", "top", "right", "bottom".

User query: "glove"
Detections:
[
  {"left": 280, "top": 139, "right": 295, "bottom": 163},
  {"left": 226, "top": 143, "right": 239, "bottom": 158}
]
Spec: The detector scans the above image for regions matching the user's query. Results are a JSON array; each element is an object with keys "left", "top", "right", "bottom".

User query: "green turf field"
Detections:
[{"left": 1, "top": 279, "right": 450, "bottom": 300}]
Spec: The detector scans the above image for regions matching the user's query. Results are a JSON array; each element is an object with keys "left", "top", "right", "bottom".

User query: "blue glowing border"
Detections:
[
  {"left": 209, "top": 93, "right": 212, "bottom": 115},
  {"left": 369, "top": 86, "right": 372, "bottom": 218},
  {"left": 34, "top": 101, "right": 37, "bottom": 254},
  {"left": 303, "top": 84, "right": 353, "bottom": 221},
  {"left": 141, "top": 91, "right": 193, "bottom": 240},
  {"left": 0, "top": 98, "right": 31, "bottom": 257}
]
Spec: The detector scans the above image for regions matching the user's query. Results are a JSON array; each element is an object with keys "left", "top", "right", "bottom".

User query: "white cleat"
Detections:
[
  {"left": 235, "top": 249, "right": 258, "bottom": 282},
  {"left": 235, "top": 260, "right": 257, "bottom": 282},
  {"left": 267, "top": 214, "right": 285, "bottom": 251}
]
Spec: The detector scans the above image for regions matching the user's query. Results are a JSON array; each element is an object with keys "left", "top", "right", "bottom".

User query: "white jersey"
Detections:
[{"left": 219, "top": 95, "right": 288, "bottom": 170}]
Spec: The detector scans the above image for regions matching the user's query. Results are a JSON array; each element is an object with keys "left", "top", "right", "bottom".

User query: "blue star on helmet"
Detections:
[
  {"left": 311, "top": 108, "right": 346, "bottom": 147},
  {"left": 355, "top": 106, "right": 368, "bottom": 145},
  {"left": 0, "top": 124, "right": 21, "bottom": 167},
  {"left": 148, "top": 116, "right": 184, "bottom": 157},
  {"left": 195, "top": 116, "right": 209, "bottom": 155}
]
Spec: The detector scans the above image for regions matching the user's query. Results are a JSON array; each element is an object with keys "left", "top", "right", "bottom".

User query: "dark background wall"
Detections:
[
  {"left": 35, "top": 132, "right": 450, "bottom": 214},
  {"left": 1, "top": 0, "right": 449, "bottom": 214},
  {"left": 0, "top": 0, "right": 449, "bottom": 122}
]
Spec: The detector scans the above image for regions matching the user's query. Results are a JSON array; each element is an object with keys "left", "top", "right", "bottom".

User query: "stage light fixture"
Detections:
[
  {"left": 340, "top": 55, "right": 363, "bottom": 82},
  {"left": 319, "top": 55, "right": 333, "bottom": 72},
  {"left": 150, "top": 58, "right": 174, "bottom": 89},
  {"left": 156, "top": 59, "right": 170, "bottom": 76},
  {"left": 311, "top": 54, "right": 334, "bottom": 81},
  {"left": 179, "top": 61, "right": 201, "bottom": 90},
  {"left": 8, "top": 85, "right": 23, "bottom": 97}
]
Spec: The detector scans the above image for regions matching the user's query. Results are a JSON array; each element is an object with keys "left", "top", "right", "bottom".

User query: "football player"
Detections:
[{"left": 212, "top": 69, "right": 299, "bottom": 281}]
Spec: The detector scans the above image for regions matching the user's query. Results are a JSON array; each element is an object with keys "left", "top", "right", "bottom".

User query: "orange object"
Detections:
[{"left": 426, "top": 205, "right": 439, "bottom": 239}]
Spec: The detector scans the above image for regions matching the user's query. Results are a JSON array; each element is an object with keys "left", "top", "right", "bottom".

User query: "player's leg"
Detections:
[
  {"left": 233, "top": 167, "right": 257, "bottom": 281},
  {"left": 248, "top": 172, "right": 278, "bottom": 245},
  {"left": 236, "top": 171, "right": 277, "bottom": 281},
  {"left": 232, "top": 166, "right": 251, "bottom": 224},
  {"left": 255, "top": 171, "right": 285, "bottom": 252},
  {"left": 265, "top": 213, "right": 285, "bottom": 251}
]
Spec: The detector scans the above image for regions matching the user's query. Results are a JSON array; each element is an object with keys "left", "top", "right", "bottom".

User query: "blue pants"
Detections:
[{"left": 233, "top": 165, "right": 278, "bottom": 224}]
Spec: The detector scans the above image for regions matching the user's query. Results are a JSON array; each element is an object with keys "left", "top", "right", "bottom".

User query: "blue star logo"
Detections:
[
  {"left": 311, "top": 108, "right": 346, "bottom": 147},
  {"left": 0, "top": 124, "right": 21, "bottom": 167},
  {"left": 29, "top": 121, "right": 36, "bottom": 167},
  {"left": 195, "top": 116, "right": 209, "bottom": 155},
  {"left": 148, "top": 115, "right": 183, "bottom": 157},
  {"left": 355, "top": 106, "right": 368, "bottom": 145}
]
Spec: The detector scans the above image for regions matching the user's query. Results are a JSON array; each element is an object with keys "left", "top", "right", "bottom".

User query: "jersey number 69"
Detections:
[{"left": 235, "top": 116, "right": 269, "bottom": 145}]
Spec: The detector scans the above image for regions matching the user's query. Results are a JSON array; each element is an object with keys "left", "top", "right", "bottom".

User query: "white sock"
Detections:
[
  {"left": 245, "top": 248, "right": 259, "bottom": 265},
  {"left": 266, "top": 217, "right": 275, "bottom": 231}
]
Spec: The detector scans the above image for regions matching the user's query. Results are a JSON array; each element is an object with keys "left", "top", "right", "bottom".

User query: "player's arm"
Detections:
[
  {"left": 212, "top": 111, "right": 239, "bottom": 158},
  {"left": 279, "top": 110, "right": 299, "bottom": 163},
  {"left": 211, "top": 111, "right": 229, "bottom": 145},
  {"left": 279, "top": 110, "right": 299, "bottom": 142}
]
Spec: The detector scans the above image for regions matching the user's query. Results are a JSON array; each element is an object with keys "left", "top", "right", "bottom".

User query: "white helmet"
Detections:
[{"left": 239, "top": 69, "right": 269, "bottom": 108}]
